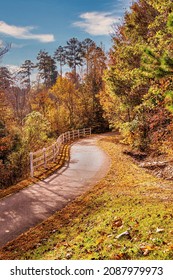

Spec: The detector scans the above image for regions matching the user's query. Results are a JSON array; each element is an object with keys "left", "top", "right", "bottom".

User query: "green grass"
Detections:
[
  {"left": 0, "top": 135, "right": 173, "bottom": 260},
  {"left": 23, "top": 197, "right": 173, "bottom": 260}
]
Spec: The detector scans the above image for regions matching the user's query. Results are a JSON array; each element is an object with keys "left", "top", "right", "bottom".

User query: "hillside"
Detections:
[
  {"left": 0, "top": 134, "right": 173, "bottom": 260},
  {"left": 0, "top": 0, "right": 173, "bottom": 261}
]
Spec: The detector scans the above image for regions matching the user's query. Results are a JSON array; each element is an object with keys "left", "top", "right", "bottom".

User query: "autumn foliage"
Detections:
[
  {"left": 0, "top": 38, "right": 108, "bottom": 187},
  {"left": 0, "top": 0, "right": 173, "bottom": 188},
  {"left": 100, "top": 0, "right": 173, "bottom": 153}
]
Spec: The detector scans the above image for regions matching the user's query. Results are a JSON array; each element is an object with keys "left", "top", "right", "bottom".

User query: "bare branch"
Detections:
[{"left": 0, "top": 42, "right": 11, "bottom": 59}]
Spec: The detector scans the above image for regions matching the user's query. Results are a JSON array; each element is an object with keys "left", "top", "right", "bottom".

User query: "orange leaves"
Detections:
[
  {"left": 113, "top": 252, "right": 129, "bottom": 260},
  {"left": 140, "top": 244, "right": 156, "bottom": 255},
  {"left": 168, "top": 244, "right": 173, "bottom": 251}
]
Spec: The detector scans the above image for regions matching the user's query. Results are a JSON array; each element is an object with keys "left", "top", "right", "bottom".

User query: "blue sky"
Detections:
[{"left": 0, "top": 0, "right": 132, "bottom": 71}]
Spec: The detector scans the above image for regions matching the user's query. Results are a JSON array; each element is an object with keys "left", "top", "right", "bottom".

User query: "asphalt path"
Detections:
[{"left": 0, "top": 135, "right": 110, "bottom": 247}]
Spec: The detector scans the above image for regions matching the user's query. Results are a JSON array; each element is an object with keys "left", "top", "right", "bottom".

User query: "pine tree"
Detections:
[
  {"left": 81, "top": 38, "right": 96, "bottom": 75},
  {"left": 65, "top": 38, "right": 84, "bottom": 75},
  {"left": 36, "top": 50, "right": 57, "bottom": 88},
  {"left": 54, "top": 46, "right": 66, "bottom": 77},
  {"left": 19, "top": 60, "right": 35, "bottom": 90},
  {"left": 0, "top": 67, "right": 13, "bottom": 91}
]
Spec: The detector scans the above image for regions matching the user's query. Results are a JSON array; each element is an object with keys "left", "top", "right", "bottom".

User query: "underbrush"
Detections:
[{"left": 0, "top": 144, "right": 70, "bottom": 200}]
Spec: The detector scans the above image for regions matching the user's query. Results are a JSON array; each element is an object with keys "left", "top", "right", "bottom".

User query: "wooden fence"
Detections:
[{"left": 29, "top": 127, "right": 91, "bottom": 177}]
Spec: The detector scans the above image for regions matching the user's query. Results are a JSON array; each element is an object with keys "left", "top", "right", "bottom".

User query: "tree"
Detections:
[
  {"left": 23, "top": 111, "right": 51, "bottom": 151},
  {"left": 0, "top": 66, "right": 13, "bottom": 91},
  {"left": 83, "top": 44, "right": 108, "bottom": 130},
  {"left": 18, "top": 60, "right": 35, "bottom": 90},
  {"left": 51, "top": 76, "right": 79, "bottom": 129},
  {"left": 54, "top": 46, "right": 66, "bottom": 76},
  {"left": 65, "top": 38, "right": 84, "bottom": 76},
  {"left": 0, "top": 41, "right": 10, "bottom": 60},
  {"left": 0, "top": 89, "right": 23, "bottom": 187},
  {"left": 82, "top": 38, "right": 96, "bottom": 75},
  {"left": 36, "top": 50, "right": 57, "bottom": 88},
  {"left": 101, "top": 0, "right": 173, "bottom": 151}
]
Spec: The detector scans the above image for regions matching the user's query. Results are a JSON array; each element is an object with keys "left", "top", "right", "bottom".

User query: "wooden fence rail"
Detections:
[{"left": 30, "top": 127, "right": 91, "bottom": 177}]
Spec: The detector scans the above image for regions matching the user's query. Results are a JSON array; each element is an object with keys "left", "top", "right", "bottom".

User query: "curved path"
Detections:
[{"left": 0, "top": 135, "right": 110, "bottom": 247}]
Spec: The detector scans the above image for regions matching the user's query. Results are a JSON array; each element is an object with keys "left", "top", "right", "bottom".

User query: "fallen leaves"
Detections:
[
  {"left": 113, "top": 252, "right": 129, "bottom": 260},
  {"left": 0, "top": 135, "right": 173, "bottom": 260},
  {"left": 112, "top": 218, "right": 123, "bottom": 228},
  {"left": 168, "top": 244, "right": 173, "bottom": 250},
  {"left": 140, "top": 244, "right": 156, "bottom": 256}
]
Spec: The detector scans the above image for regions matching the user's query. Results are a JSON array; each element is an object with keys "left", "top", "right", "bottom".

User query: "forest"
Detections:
[{"left": 0, "top": 0, "right": 173, "bottom": 188}]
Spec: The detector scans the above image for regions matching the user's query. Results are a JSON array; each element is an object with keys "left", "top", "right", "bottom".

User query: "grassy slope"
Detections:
[{"left": 0, "top": 134, "right": 173, "bottom": 260}]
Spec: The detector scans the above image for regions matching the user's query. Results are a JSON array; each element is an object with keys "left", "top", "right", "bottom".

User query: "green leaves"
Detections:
[
  {"left": 167, "top": 12, "right": 173, "bottom": 32},
  {"left": 102, "top": 0, "right": 173, "bottom": 151},
  {"left": 23, "top": 111, "right": 51, "bottom": 150},
  {"left": 165, "top": 91, "right": 173, "bottom": 113}
]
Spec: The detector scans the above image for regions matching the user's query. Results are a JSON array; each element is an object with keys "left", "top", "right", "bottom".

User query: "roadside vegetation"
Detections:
[
  {"left": 0, "top": 144, "right": 70, "bottom": 200},
  {"left": 0, "top": 0, "right": 173, "bottom": 260},
  {"left": 0, "top": 134, "right": 173, "bottom": 260},
  {"left": 0, "top": 38, "right": 108, "bottom": 189},
  {"left": 1, "top": 0, "right": 173, "bottom": 189}
]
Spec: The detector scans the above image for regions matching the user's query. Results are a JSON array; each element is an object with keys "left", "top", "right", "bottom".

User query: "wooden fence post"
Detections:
[
  {"left": 64, "top": 133, "right": 66, "bottom": 143},
  {"left": 53, "top": 144, "right": 56, "bottom": 162},
  {"left": 30, "top": 152, "right": 34, "bottom": 177},
  {"left": 43, "top": 148, "right": 47, "bottom": 169},
  {"left": 56, "top": 139, "right": 60, "bottom": 155},
  {"left": 29, "top": 127, "right": 91, "bottom": 175}
]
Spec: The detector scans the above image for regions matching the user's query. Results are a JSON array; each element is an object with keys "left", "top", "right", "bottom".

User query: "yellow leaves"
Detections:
[
  {"left": 168, "top": 244, "right": 173, "bottom": 251},
  {"left": 140, "top": 244, "right": 156, "bottom": 256},
  {"left": 51, "top": 76, "right": 76, "bottom": 99},
  {"left": 50, "top": 76, "right": 81, "bottom": 128},
  {"left": 96, "top": 237, "right": 105, "bottom": 246},
  {"left": 1, "top": 135, "right": 173, "bottom": 260}
]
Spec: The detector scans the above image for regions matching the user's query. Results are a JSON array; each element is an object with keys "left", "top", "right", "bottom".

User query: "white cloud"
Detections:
[
  {"left": 5, "top": 64, "right": 21, "bottom": 74},
  {"left": 0, "top": 21, "right": 55, "bottom": 43},
  {"left": 73, "top": 12, "right": 120, "bottom": 36},
  {"left": 5, "top": 64, "right": 37, "bottom": 83},
  {"left": 11, "top": 43, "right": 25, "bottom": 49}
]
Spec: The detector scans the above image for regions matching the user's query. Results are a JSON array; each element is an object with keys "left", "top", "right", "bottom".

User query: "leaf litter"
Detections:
[{"left": 0, "top": 134, "right": 173, "bottom": 260}]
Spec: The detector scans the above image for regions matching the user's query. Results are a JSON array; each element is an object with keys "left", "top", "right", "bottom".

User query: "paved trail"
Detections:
[{"left": 0, "top": 135, "right": 110, "bottom": 247}]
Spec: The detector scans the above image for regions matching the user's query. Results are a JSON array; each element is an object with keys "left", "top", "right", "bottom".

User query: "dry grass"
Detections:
[{"left": 0, "top": 135, "right": 173, "bottom": 260}]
